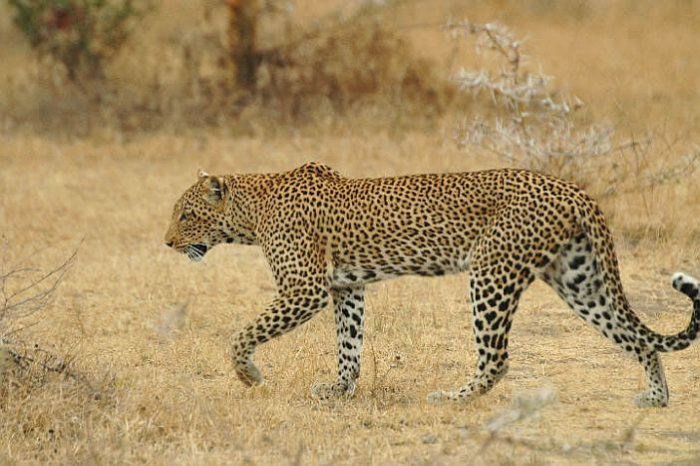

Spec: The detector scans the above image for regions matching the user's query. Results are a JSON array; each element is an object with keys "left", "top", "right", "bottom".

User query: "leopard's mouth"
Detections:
[{"left": 186, "top": 244, "right": 209, "bottom": 262}]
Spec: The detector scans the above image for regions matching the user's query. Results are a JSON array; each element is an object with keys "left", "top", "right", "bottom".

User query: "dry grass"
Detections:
[
  {"left": 2, "top": 0, "right": 700, "bottom": 464},
  {"left": 1, "top": 133, "right": 700, "bottom": 465}
]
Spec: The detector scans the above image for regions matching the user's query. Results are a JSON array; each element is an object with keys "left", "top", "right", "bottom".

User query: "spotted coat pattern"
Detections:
[{"left": 164, "top": 163, "right": 700, "bottom": 407}]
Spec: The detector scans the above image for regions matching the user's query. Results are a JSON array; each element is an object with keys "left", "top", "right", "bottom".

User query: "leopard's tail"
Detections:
[
  {"left": 576, "top": 195, "right": 700, "bottom": 353},
  {"left": 668, "top": 272, "right": 700, "bottom": 349}
]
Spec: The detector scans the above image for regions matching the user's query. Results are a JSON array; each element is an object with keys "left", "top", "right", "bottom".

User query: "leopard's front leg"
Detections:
[
  {"left": 231, "top": 217, "right": 331, "bottom": 388},
  {"left": 312, "top": 286, "right": 365, "bottom": 400},
  {"left": 231, "top": 287, "right": 330, "bottom": 386},
  {"left": 231, "top": 332, "right": 264, "bottom": 386}
]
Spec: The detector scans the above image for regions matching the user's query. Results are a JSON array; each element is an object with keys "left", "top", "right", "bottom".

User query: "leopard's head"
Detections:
[{"left": 164, "top": 170, "right": 256, "bottom": 262}]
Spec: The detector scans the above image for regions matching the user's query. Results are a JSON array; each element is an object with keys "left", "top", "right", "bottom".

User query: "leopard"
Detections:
[{"left": 164, "top": 162, "right": 700, "bottom": 407}]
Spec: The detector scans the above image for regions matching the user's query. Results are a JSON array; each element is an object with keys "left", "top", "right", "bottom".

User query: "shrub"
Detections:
[
  {"left": 255, "top": 2, "right": 448, "bottom": 118},
  {"left": 8, "top": 0, "right": 150, "bottom": 82},
  {"left": 179, "top": 0, "right": 450, "bottom": 125},
  {"left": 449, "top": 19, "right": 699, "bottom": 197}
]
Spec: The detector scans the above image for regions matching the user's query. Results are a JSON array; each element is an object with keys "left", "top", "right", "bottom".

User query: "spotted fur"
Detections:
[{"left": 164, "top": 163, "right": 700, "bottom": 407}]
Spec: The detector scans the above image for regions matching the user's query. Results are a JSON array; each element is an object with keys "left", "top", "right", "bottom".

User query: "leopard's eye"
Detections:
[{"left": 179, "top": 212, "right": 188, "bottom": 222}]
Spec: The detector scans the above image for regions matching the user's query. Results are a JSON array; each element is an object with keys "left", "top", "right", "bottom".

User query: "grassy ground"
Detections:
[{"left": 1, "top": 0, "right": 700, "bottom": 465}]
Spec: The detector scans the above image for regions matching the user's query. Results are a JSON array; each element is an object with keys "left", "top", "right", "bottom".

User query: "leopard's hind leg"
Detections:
[
  {"left": 428, "top": 229, "right": 536, "bottom": 403},
  {"left": 539, "top": 232, "right": 669, "bottom": 407}
]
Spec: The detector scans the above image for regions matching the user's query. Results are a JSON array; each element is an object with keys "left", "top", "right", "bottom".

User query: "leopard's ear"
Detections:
[
  {"left": 204, "top": 176, "right": 227, "bottom": 205},
  {"left": 197, "top": 169, "right": 210, "bottom": 180}
]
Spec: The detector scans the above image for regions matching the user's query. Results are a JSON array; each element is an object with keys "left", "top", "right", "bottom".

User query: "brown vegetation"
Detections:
[{"left": 1, "top": 0, "right": 700, "bottom": 464}]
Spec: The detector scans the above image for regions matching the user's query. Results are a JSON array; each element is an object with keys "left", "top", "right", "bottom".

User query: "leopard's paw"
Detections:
[
  {"left": 235, "top": 362, "right": 264, "bottom": 387},
  {"left": 311, "top": 381, "right": 356, "bottom": 400},
  {"left": 426, "top": 390, "right": 460, "bottom": 403},
  {"left": 634, "top": 389, "right": 668, "bottom": 408}
]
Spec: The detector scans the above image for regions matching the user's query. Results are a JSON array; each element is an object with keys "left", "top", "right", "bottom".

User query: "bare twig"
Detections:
[
  {"left": 477, "top": 386, "right": 557, "bottom": 455},
  {"left": 0, "top": 242, "right": 78, "bottom": 326}
]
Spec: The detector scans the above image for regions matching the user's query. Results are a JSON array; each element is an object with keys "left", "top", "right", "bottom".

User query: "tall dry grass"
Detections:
[{"left": 1, "top": 0, "right": 700, "bottom": 464}]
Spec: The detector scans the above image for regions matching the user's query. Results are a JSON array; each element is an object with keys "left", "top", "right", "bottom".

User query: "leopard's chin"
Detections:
[{"left": 186, "top": 244, "right": 209, "bottom": 262}]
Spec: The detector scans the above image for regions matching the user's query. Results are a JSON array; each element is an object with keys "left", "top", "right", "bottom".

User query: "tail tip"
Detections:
[{"left": 672, "top": 272, "right": 699, "bottom": 300}]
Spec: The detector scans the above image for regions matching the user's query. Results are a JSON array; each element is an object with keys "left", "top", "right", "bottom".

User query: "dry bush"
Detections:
[
  {"left": 7, "top": 0, "right": 151, "bottom": 82},
  {"left": 252, "top": 1, "right": 449, "bottom": 122},
  {"left": 449, "top": 19, "right": 700, "bottom": 198},
  {"left": 162, "top": 0, "right": 450, "bottom": 129},
  {"left": 0, "top": 241, "right": 114, "bottom": 464},
  {"left": 0, "top": 242, "right": 103, "bottom": 412}
]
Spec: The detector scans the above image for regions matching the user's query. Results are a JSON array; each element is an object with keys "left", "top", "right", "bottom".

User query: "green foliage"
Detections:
[{"left": 7, "top": 0, "right": 150, "bottom": 81}]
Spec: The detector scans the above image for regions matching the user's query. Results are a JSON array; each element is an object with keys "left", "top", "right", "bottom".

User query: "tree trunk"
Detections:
[{"left": 226, "top": 0, "right": 259, "bottom": 91}]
